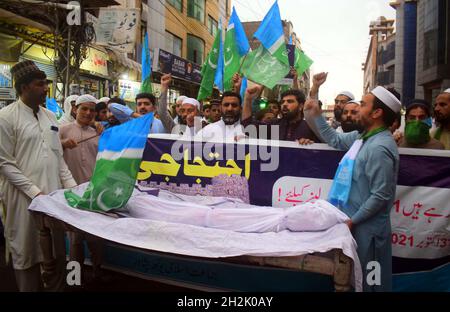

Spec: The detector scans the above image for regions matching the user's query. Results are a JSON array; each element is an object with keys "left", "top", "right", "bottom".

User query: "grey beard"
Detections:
[{"left": 222, "top": 115, "right": 239, "bottom": 125}]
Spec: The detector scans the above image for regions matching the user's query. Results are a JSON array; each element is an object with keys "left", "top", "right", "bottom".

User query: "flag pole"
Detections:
[
  {"left": 237, "top": 51, "right": 249, "bottom": 74},
  {"left": 76, "top": 134, "right": 99, "bottom": 144}
]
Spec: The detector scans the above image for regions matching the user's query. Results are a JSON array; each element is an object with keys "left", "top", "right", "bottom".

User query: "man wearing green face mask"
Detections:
[{"left": 399, "top": 99, "right": 444, "bottom": 149}]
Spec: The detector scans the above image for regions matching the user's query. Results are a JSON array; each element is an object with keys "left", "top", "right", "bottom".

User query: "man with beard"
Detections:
[
  {"left": 157, "top": 74, "right": 202, "bottom": 136},
  {"left": 196, "top": 91, "right": 245, "bottom": 142},
  {"left": 309, "top": 73, "right": 355, "bottom": 130},
  {"left": 304, "top": 72, "right": 401, "bottom": 291},
  {"left": 330, "top": 91, "right": 355, "bottom": 129},
  {"left": 431, "top": 89, "right": 450, "bottom": 149},
  {"left": 337, "top": 100, "right": 364, "bottom": 133},
  {"left": 178, "top": 98, "right": 202, "bottom": 138},
  {"left": 0, "top": 60, "right": 76, "bottom": 291},
  {"left": 242, "top": 85, "right": 319, "bottom": 142},
  {"left": 173, "top": 95, "right": 188, "bottom": 125}
]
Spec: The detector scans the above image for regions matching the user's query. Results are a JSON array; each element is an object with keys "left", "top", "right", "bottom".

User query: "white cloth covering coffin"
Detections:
[
  {"left": 28, "top": 183, "right": 362, "bottom": 291},
  {"left": 127, "top": 189, "right": 350, "bottom": 233}
]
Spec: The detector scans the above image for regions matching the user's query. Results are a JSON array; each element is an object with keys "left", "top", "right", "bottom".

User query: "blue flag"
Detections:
[
  {"left": 230, "top": 7, "right": 250, "bottom": 56},
  {"left": 141, "top": 32, "right": 153, "bottom": 93},
  {"left": 224, "top": 7, "right": 250, "bottom": 91},
  {"left": 214, "top": 20, "right": 224, "bottom": 92},
  {"left": 46, "top": 97, "right": 64, "bottom": 120},
  {"left": 253, "top": 1, "right": 288, "bottom": 65}
]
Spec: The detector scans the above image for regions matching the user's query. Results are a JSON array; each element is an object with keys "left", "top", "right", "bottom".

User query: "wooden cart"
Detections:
[{"left": 33, "top": 212, "right": 353, "bottom": 292}]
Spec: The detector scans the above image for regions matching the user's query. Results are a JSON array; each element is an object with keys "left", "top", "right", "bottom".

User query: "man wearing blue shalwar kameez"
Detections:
[{"left": 305, "top": 74, "right": 401, "bottom": 291}]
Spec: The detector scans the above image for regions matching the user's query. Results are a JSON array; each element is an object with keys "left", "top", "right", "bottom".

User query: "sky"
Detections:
[{"left": 232, "top": 0, "right": 396, "bottom": 106}]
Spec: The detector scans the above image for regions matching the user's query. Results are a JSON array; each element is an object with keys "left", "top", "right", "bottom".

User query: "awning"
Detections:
[
  {"left": 105, "top": 47, "right": 141, "bottom": 73},
  {"left": 0, "top": 33, "right": 23, "bottom": 62}
]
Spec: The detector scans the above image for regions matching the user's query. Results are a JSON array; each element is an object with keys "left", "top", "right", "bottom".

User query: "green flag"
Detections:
[
  {"left": 197, "top": 31, "right": 221, "bottom": 101},
  {"left": 64, "top": 113, "right": 154, "bottom": 212},
  {"left": 240, "top": 45, "right": 290, "bottom": 89},
  {"left": 294, "top": 48, "right": 314, "bottom": 77},
  {"left": 223, "top": 25, "right": 242, "bottom": 91}
]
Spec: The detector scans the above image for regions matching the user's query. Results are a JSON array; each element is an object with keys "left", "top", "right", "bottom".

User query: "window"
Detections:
[
  {"left": 167, "top": 0, "right": 182, "bottom": 12},
  {"left": 188, "top": 0, "right": 205, "bottom": 23},
  {"left": 423, "top": 0, "right": 439, "bottom": 69},
  {"left": 208, "top": 15, "right": 218, "bottom": 36},
  {"left": 187, "top": 34, "right": 204, "bottom": 64},
  {"left": 424, "top": 0, "right": 439, "bottom": 32},
  {"left": 165, "top": 31, "right": 182, "bottom": 57}
]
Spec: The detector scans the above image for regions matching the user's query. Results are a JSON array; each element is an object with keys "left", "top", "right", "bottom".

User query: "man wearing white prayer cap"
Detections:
[
  {"left": 330, "top": 91, "right": 355, "bottom": 129},
  {"left": 336, "top": 99, "right": 362, "bottom": 133},
  {"left": 157, "top": 74, "right": 204, "bottom": 137},
  {"left": 98, "top": 96, "right": 110, "bottom": 104},
  {"left": 431, "top": 88, "right": 450, "bottom": 149},
  {"left": 303, "top": 75, "right": 401, "bottom": 291},
  {"left": 174, "top": 95, "right": 188, "bottom": 125},
  {"left": 59, "top": 94, "right": 79, "bottom": 125},
  {"left": 75, "top": 94, "right": 97, "bottom": 106},
  {"left": 176, "top": 97, "right": 202, "bottom": 137}
]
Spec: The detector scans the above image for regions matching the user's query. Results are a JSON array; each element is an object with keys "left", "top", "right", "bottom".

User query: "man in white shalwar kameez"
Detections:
[
  {"left": 0, "top": 60, "right": 77, "bottom": 291},
  {"left": 195, "top": 91, "right": 246, "bottom": 142}
]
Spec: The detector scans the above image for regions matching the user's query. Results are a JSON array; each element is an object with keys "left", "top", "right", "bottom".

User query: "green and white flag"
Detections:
[
  {"left": 223, "top": 24, "right": 242, "bottom": 91},
  {"left": 64, "top": 113, "right": 154, "bottom": 212},
  {"left": 294, "top": 48, "right": 314, "bottom": 77},
  {"left": 198, "top": 29, "right": 221, "bottom": 101},
  {"left": 241, "top": 45, "right": 290, "bottom": 89}
]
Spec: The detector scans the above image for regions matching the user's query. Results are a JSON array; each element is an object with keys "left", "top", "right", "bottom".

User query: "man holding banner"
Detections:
[{"left": 304, "top": 73, "right": 401, "bottom": 292}]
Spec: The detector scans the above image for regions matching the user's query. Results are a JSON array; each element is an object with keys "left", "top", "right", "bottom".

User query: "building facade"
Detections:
[
  {"left": 362, "top": 17, "right": 396, "bottom": 95},
  {"left": 147, "top": 0, "right": 230, "bottom": 99},
  {"left": 415, "top": 0, "right": 450, "bottom": 102},
  {"left": 368, "top": 0, "right": 450, "bottom": 104}
]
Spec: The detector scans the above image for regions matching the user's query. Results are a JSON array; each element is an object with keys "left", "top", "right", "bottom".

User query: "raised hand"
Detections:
[
  {"left": 245, "top": 84, "right": 263, "bottom": 100},
  {"left": 160, "top": 74, "right": 172, "bottom": 90},
  {"left": 290, "top": 68, "right": 298, "bottom": 79},
  {"left": 312, "top": 72, "right": 328, "bottom": 88},
  {"left": 232, "top": 73, "right": 242, "bottom": 92}
]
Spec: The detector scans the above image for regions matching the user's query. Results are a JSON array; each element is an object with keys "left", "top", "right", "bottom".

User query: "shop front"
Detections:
[
  {"left": 0, "top": 63, "right": 15, "bottom": 108},
  {"left": 77, "top": 47, "right": 110, "bottom": 99}
]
